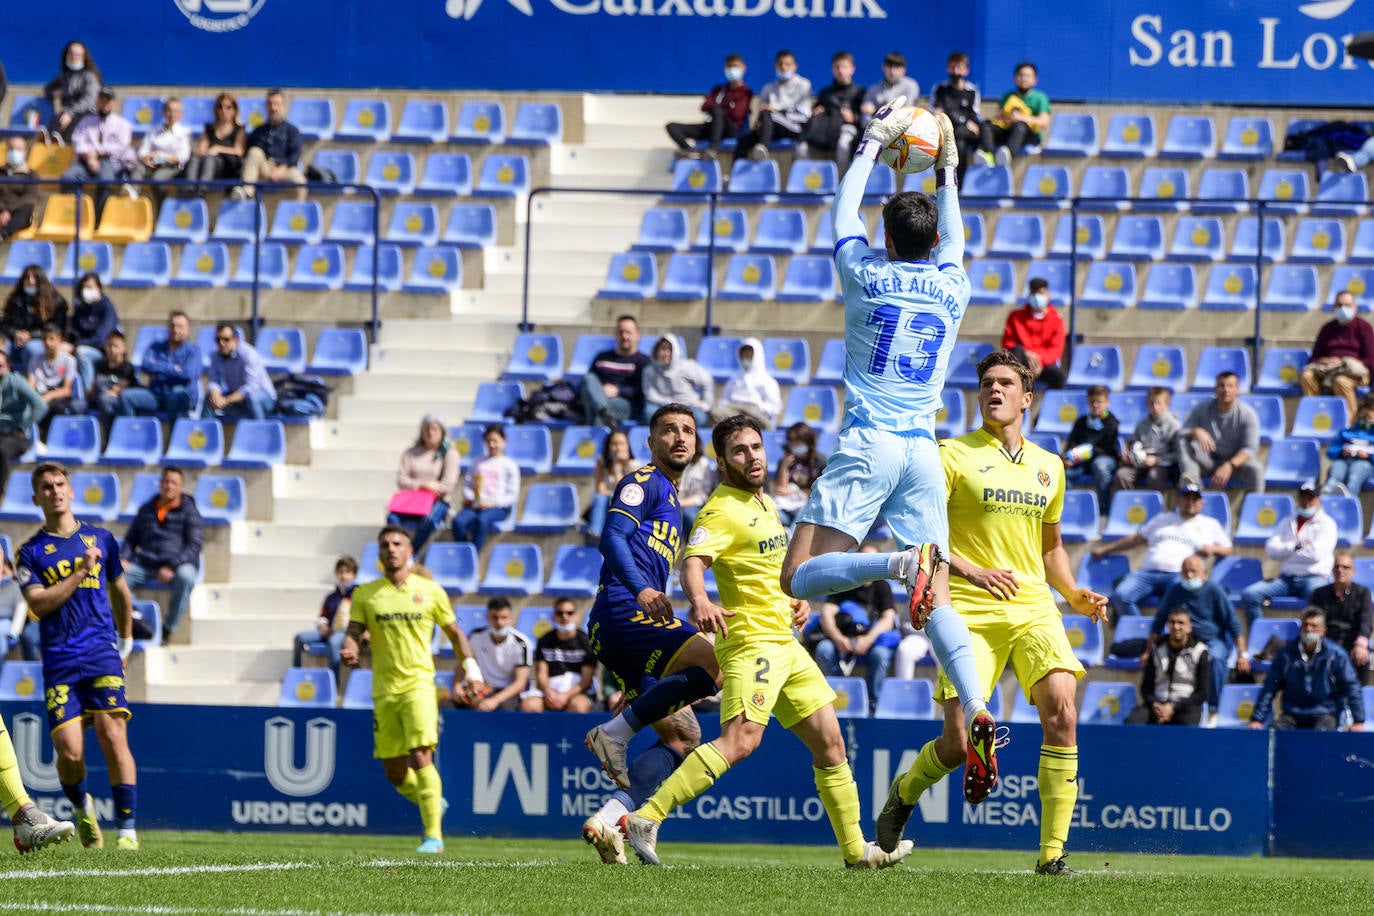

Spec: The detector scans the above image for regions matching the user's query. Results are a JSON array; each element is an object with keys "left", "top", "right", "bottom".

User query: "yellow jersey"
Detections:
[
  {"left": 349, "top": 573, "right": 455, "bottom": 697},
  {"left": 941, "top": 428, "right": 1064, "bottom": 622},
  {"left": 684, "top": 484, "right": 793, "bottom": 650}
]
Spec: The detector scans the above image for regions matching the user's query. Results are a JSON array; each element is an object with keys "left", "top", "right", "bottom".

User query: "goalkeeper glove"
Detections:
[
  {"left": 856, "top": 94, "right": 914, "bottom": 162},
  {"left": 934, "top": 112, "right": 959, "bottom": 171}
]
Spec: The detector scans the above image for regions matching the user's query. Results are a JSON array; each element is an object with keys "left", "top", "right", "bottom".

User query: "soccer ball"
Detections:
[{"left": 881, "top": 108, "right": 941, "bottom": 174}]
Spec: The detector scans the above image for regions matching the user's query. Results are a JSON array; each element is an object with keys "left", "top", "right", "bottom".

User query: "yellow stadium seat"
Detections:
[
  {"left": 26, "top": 142, "right": 74, "bottom": 180},
  {"left": 32, "top": 194, "right": 95, "bottom": 241},
  {"left": 94, "top": 197, "right": 154, "bottom": 244}
]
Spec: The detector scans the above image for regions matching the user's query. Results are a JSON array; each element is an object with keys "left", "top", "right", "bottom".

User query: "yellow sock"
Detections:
[
  {"left": 640, "top": 742, "right": 729, "bottom": 824},
  {"left": 0, "top": 725, "right": 30, "bottom": 819},
  {"left": 393, "top": 769, "right": 420, "bottom": 806},
  {"left": 1038, "top": 744, "right": 1078, "bottom": 865},
  {"left": 414, "top": 764, "right": 444, "bottom": 841},
  {"left": 897, "top": 740, "right": 956, "bottom": 805},
  {"left": 814, "top": 761, "right": 865, "bottom": 865}
]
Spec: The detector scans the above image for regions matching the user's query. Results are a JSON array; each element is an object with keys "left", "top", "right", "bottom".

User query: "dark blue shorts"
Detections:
[
  {"left": 587, "top": 598, "right": 701, "bottom": 700},
  {"left": 45, "top": 672, "right": 131, "bottom": 734}
]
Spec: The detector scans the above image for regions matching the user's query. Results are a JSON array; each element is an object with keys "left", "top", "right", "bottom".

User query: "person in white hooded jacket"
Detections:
[
  {"left": 709, "top": 337, "right": 782, "bottom": 428},
  {"left": 641, "top": 335, "right": 713, "bottom": 426}
]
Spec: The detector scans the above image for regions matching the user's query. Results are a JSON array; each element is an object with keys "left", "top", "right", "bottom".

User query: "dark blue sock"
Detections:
[
  {"left": 627, "top": 740, "right": 686, "bottom": 809},
  {"left": 625, "top": 666, "right": 718, "bottom": 733},
  {"left": 61, "top": 779, "right": 88, "bottom": 811},
  {"left": 112, "top": 784, "right": 136, "bottom": 830}
]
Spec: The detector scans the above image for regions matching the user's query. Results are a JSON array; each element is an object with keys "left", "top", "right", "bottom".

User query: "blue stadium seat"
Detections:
[
  {"left": 177, "top": 96, "right": 214, "bottom": 130},
  {"left": 364, "top": 150, "right": 417, "bottom": 195},
  {"left": 1077, "top": 166, "right": 1131, "bottom": 211},
  {"left": 255, "top": 327, "right": 308, "bottom": 376},
  {"left": 308, "top": 329, "right": 366, "bottom": 377},
  {"left": 278, "top": 668, "right": 337, "bottom": 708},
  {"left": 153, "top": 198, "right": 209, "bottom": 244},
  {"left": 861, "top": 163, "right": 897, "bottom": 203},
  {"left": 1102, "top": 490, "right": 1165, "bottom": 540},
  {"left": 763, "top": 337, "right": 810, "bottom": 386},
  {"left": 324, "top": 200, "right": 376, "bottom": 246},
  {"left": 58, "top": 242, "right": 113, "bottom": 285},
  {"left": 288, "top": 97, "right": 334, "bottom": 141},
  {"left": 1167, "top": 216, "right": 1224, "bottom": 262},
  {"left": 1195, "top": 490, "right": 1231, "bottom": 532},
  {"left": 565, "top": 334, "right": 614, "bottom": 383},
  {"left": 1138, "top": 263, "right": 1198, "bottom": 311},
  {"left": 515, "top": 483, "right": 579, "bottom": 535},
  {"left": 1292, "top": 396, "right": 1348, "bottom": 440},
  {"left": 0, "top": 661, "right": 43, "bottom": 701},
  {"left": 1049, "top": 213, "right": 1105, "bottom": 260},
  {"left": 873, "top": 679, "right": 937, "bottom": 720},
  {"left": 342, "top": 243, "right": 401, "bottom": 293},
  {"left": 777, "top": 255, "right": 837, "bottom": 302},
  {"left": 0, "top": 239, "right": 55, "bottom": 281},
  {"left": 211, "top": 199, "right": 265, "bottom": 243},
  {"left": 1229, "top": 217, "right": 1286, "bottom": 263},
  {"left": 811, "top": 339, "right": 847, "bottom": 387},
  {"left": 336, "top": 98, "right": 391, "bottom": 142},
  {"left": 1, "top": 94, "right": 51, "bottom": 137},
  {"left": 99, "top": 417, "right": 163, "bottom": 467},
  {"left": 448, "top": 423, "right": 485, "bottom": 463},
  {"left": 1105, "top": 616, "right": 1153, "bottom": 670},
  {"left": 695, "top": 336, "right": 744, "bottom": 384},
  {"left": 268, "top": 201, "right": 324, "bottom": 245},
  {"left": 827, "top": 677, "right": 869, "bottom": 718},
  {"left": 108, "top": 240, "right": 169, "bottom": 290},
  {"left": 668, "top": 158, "right": 723, "bottom": 198},
  {"left": 1028, "top": 432, "right": 1062, "bottom": 454},
  {"left": 130, "top": 326, "right": 166, "bottom": 367},
  {"left": 785, "top": 160, "right": 838, "bottom": 197},
  {"left": 312, "top": 149, "right": 358, "bottom": 185},
  {"left": 1192, "top": 346, "right": 1251, "bottom": 391},
  {"left": 632, "top": 207, "right": 690, "bottom": 252},
  {"left": 1289, "top": 218, "right": 1346, "bottom": 264},
  {"left": 934, "top": 388, "right": 966, "bottom": 438},
  {"left": 131, "top": 600, "right": 161, "bottom": 652},
  {"left": 1210, "top": 557, "right": 1261, "bottom": 604},
  {"left": 286, "top": 243, "right": 345, "bottom": 291},
  {"left": 443, "top": 204, "right": 497, "bottom": 250},
  {"left": 401, "top": 246, "right": 462, "bottom": 294},
  {"left": 543, "top": 545, "right": 601, "bottom": 598},
  {"left": 1034, "top": 390, "right": 1088, "bottom": 437},
  {"left": 987, "top": 213, "right": 1046, "bottom": 259},
  {"left": 70, "top": 471, "right": 119, "bottom": 522},
  {"left": 1313, "top": 172, "right": 1369, "bottom": 216},
  {"left": 385, "top": 202, "right": 440, "bottom": 247},
  {"left": 782, "top": 386, "right": 840, "bottom": 434},
  {"left": 960, "top": 165, "right": 1013, "bottom": 207},
  {"left": 1065, "top": 344, "right": 1124, "bottom": 390},
  {"left": 1018, "top": 165, "right": 1072, "bottom": 208},
  {"left": 195, "top": 475, "right": 246, "bottom": 526},
  {"left": 1042, "top": 112, "right": 1099, "bottom": 157},
  {"left": 726, "top": 160, "right": 780, "bottom": 203},
  {"left": 1242, "top": 394, "right": 1285, "bottom": 444},
  {"left": 1079, "top": 682, "right": 1136, "bottom": 725},
  {"left": 1349, "top": 220, "right": 1374, "bottom": 263},
  {"left": 1161, "top": 115, "right": 1216, "bottom": 158},
  {"left": 966, "top": 260, "right": 1017, "bottom": 306},
  {"left": 164, "top": 418, "right": 224, "bottom": 468},
  {"left": 946, "top": 341, "right": 994, "bottom": 390},
  {"left": 809, "top": 209, "right": 835, "bottom": 254},
  {"left": 478, "top": 543, "right": 543, "bottom": 596},
  {"left": 1109, "top": 216, "right": 1165, "bottom": 261},
  {"left": 1263, "top": 265, "right": 1320, "bottom": 312},
  {"left": 508, "top": 102, "right": 563, "bottom": 144},
  {"left": 1256, "top": 168, "right": 1311, "bottom": 215},
  {"left": 1078, "top": 261, "right": 1136, "bottom": 309},
  {"left": 1059, "top": 490, "right": 1100, "bottom": 544},
  {"left": 171, "top": 242, "right": 229, "bottom": 288},
  {"left": 468, "top": 382, "right": 523, "bottom": 424},
  {"left": 394, "top": 100, "right": 449, "bottom": 143},
  {"left": 1235, "top": 493, "right": 1294, "bottom": 546},
  {"left": 1277, "top": 118, "right": 1325, "bottom": 162},
  {"left": 752, "top": 208, "right": 807, "bottom": 254},
  {"left": 120, "top": 95, "right": 162, "bottom": 138},
  {"left": 44, "top": 415, "right": 100, "bottom": 465},
  {"left": 1324, "top": 495, "right": 1363, "bottom": 547},
  {"left": 1200, "top": 265, "right": 1259, "bottom": 312},
  {"left": 422, "top": 542, "right": 479, "bottom": 595},
  {"left": 1062, "top": 613, "right": 1105, "bottom": 666},
  {"left": 1215, "top": 684, "right": 1263, "bottom": 728},
  {"left": 514, "top": 607, "right": 555, "bottom": 645},
  {"left": 1330, "top": 266, "right": 1374, "bottom": 311},
  {"left": 505, "top": 425, "right": 553, "bottom": 475},
  {"left": 452, "top": 101, "right": 505, "bottom": 144},
  {"left": 1009, "top": 689, "right": 1040, "bottom": 724},
  {"left": 1100, "top": 113, "right": 1156, "bottom": 157},
  {"left": 963, "top": 213, "right": 987, "bottom": 258},
  {"left": 597, "top": 253, "right": 654, "bottom": 300},
  {"left": 502, "top": 334, "right": 563, "bottom": 384},
  {"left": 1134, "top": 167, "right": 1190, "bottom": 212},
  {"left": 1220, "top": 117, "right": 1274, "bottom": 161},
  {"left": 657, "top": 253, "right": 710, "bottom": 299},
  {"left": 1077, "top": 553, "right": 1129, "bottom": 601},
  {"left": 718, "top": 254, "right": 776, "bottom": 301},
  {"left": 0, "top": 472, "right": 40, "bottom": 522},
  {"left": 415, "top": 153, "right": 472, "bottom": 197},
  {"left": 1194, "top": 167, "right": 1250, "bottom": 214},
  {"left": 1253, "top": 347, "right": 1309, "bottom": 395},
  {"left": 118, "top": 473, "right": 162, "bottom": 524},
  {"left": 692, "top": 208, "right": 748, "bottom": 253},
  {"left": 1248, "top": 619, "right": 1301, "bottom": 676},
  {"left": 224, "top": 419, "right": 287, "bottom": 469},
  {"left": 341, "top": 669, "right": 373, "bottom": 709}
]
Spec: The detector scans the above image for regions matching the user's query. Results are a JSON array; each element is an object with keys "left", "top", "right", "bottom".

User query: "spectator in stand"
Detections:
[
  {"left": 860, "top": 52, "right": 920, "bottom": 132},
  {"left": 1143, "top": 553, "right": 1248, "bottom": 709},
  {"left": 734, "top": 49, "right": 813, "bottom": 164},
  {"left": 69, "top": 272, "right": 118, "bottom": 391},
  {"left": 1126, "top": 607, "right": 1211, "bottom": 726},
  {"left": 123, "top": 466, "right": 203, "bottom": 645},
  {"left": 773, "top": 421, "right": 827, "bottom": 529},
  {"left": 128, "top": 97, "right": 191, "bottom": 200},
  {"left": 676, "top": 431, "right": 717, "bottom": 530},
  {"left": 930, "top": 51, "right": 982, "bottom": 185},
  {"left": 388, "top": 415, "right": 459, "bottom": 553},
  {"left": 978, "top": 61, "right": 1051, "bottom": 166},
  {"left": 1335, "top": 136, "right": 1374, "bottom": 174},
  {"left": 3, "top": 553, "right": 41, "bottom": 662},
  {"left": 709, "top": 337, "right": 781, "bottom": 429},
  {"left": 1299, "top": 290, "right": 1374, "bottom": 423},
  {"left": 204, "top": 323, "right": 276, "bottom": 421},
  {"left": 465, "top": 597, "right": 537, "bottom": 712},
  {"left": 800, "top": 51, "right": 864, "bottom": 171},
  {"left": 185, "top": 92, "right": 247, "bottom": 195},
  {"left": 91, "top": 330, "right": 136, "bottom": 432},
  {"left": 62, "top": 86, "right": 135, "bottom": 217},
  {"left": 44, "top": 40, "right": 101, "bottom": 140},
  {"left": 119, "top": 311, "right": 201, "bottom": 419},
  {"left": 529, "top": 598, "right": 597, "bottom": 713},
  {"left": 1323, "top": 395, "right": 1374, "bottom": 496},
  {"left": 0, "top": 351, "right": 45, "bottom": 501},
  {"left": 1091, "top": 478, "right": 1232, "bottom": 618},
  {"left": 665, "top": 53, "right": 753, "bottom": 160},
  {"left": 291, "top": 556, "right": 358, "bottom": 674},
  {"left": 28, "top": 323, "right": 80, "bottom": 439},
  {"left": 235, "top": 89, "right": 305, "bottom": 201},
  {"left": 1062, "top": 385, "right": 1118, "bottom": 517},
  {"left": 0, "top": 137, "right": 38, "bottom": 241},
  {"left": 584, "top": 428, "right": 642, "bottom": 542},
  {"left": 812, "top": 543, "right": 899, "bottom": 711},
  {"left": 641, "top": 335, "right": 713, "bottom": 427},
  {"left": 1239, "top": 481, "right": 1336, "bottom": 627},
  {"left": 578, "top": 315, "right": 650, "bottom": 428},
  {"left": 1250, "top": 609, "right": 1365, "bottom": 731},
  {"left": 1112, "top": 386, "right": 1180, "bottom": 498},
  {"left": 4, "top": 265, "right": 69, "bottom": 375},
  {"left": 1178, "top": 371, "right": 1263, "bottom": 494},
  {"left": 1001, "top": 277, "right": 1066, "bottom": 389},
  {"left": 451, "top": 425, "right": 521, "bottom": 551},
  {"left": 1308, "top": 552, "right": 1372, "bottom": 686}
]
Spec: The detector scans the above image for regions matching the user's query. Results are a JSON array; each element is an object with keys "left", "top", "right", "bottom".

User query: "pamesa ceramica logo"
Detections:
[{"left": 174, "top": 0, "right": 268, "bottom": 32}]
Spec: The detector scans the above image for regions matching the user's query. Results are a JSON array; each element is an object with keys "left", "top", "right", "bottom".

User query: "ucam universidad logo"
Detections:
[{"left": 174, "top": 0, "right": 268, "bottom": 32}]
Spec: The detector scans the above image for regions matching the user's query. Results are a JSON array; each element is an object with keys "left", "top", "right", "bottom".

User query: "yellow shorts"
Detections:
[
  {"left": 935, "top": 608, "right": 1085, "bottom": 706},
  {"left": 372, "top": 686, "right": 439, "bottom": 759},
  {"left": 718, "top": 639, "right": 835, "bottom": 730}
]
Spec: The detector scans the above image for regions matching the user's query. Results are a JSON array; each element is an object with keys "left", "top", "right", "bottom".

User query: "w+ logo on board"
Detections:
[
  {"left": 174, "top": 0, "right": 268, "bottom": 32},
  {"left": 447, "top": 0, "right": 534, "bottom": 18}
]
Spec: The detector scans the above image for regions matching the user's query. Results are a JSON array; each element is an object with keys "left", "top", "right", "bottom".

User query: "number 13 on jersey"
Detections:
[{"left": 866, "top": 306, "right": 946, "bottom": 383}]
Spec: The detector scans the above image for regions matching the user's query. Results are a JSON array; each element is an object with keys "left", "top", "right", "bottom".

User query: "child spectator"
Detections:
[
  {"left": 1112, "top": 386, "right": 1180, "bottom": 498},
  {"left": 734, "top": 49, "right": 813, "bottom": 163},
  {"left": 529, "top": 598, "right": 596, "bottom": 713},
  {"left": 4, "top": 265, "right": 69, "bottom": 376},
  {"left": 801, "top": 51, "right": 864, "bottom": 171},
  {"left": 69, "top": 272, "right": 118, "bottom": 391},
  {"left": 29, "top": 323, "right": 80, "bottom": 439},
  {"left": 388, "top": 414, "right": 460, "bottom": 553},
  {"left": 465, "top": 598, "right": 536, "bottom": 712},
  {"left": 665, "top": 53, "right": 753, "bottom": 159},
  {"left": 185, "top": 92, "right": 247, "bottom": 194},
  {"left": 585, "top": 428, "right": 643, "bottom": 542},
  {"left": 979, "top": 60, "right": 1051, "bottom": 166},
  {"left": 929, "top": 51, "right": 981, "bottom": 184},
  {"left": 773, "top": 421, "right": 827, "bottom": 528},
  {"left": 861, "top": 52, "right": 920, "bottom": 130},
  {"left": 1001, "top": 277, "right": 1066, "bottom": 389},
  {"left": 44, "top": 40, "right": 101, "bottom": 140},
  {"left": 1063, "top": 385, "right": 1118, "bottom": 516},
  {"left": 641, "top": 335, "right": 713, "bottom": 427},
  {"left": 1322, "top": 395, "right": 1374, "bottom": 496},
  {"left": 291, "top": 556, "right": 358, "bottom": 674},
  {"left": 452, "top": 425, "right": 521, "bottom": 551},
  {"left": 709, "top": 337, "right": 781, "bottom": 428},
  {"left": 91, "top": 330, "right": 136, "bottom": 432}
]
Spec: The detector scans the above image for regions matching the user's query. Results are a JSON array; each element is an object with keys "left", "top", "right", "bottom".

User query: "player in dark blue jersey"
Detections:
[{"left": 16, "top": 462, "right": 139, "bottom": 851}]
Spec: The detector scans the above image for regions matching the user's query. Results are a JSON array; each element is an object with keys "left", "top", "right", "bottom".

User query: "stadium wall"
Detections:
[
  {"left": 4, "top": 702, "right": 1370, "bottom": 857},
  {"left": 5, "top": 1, "right": 1374, "bottom": 104}
]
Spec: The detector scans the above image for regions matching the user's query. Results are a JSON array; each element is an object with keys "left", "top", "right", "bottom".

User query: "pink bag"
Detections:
[{"left": 387, "top": 489, "right": 439, "bottom": 516}]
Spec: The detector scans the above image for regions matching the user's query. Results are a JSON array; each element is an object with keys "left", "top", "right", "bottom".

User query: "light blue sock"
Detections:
[
  {"left": 789, "top": 551, "right": 894, "bottom": 600},
  {"left": 924, "top": 605, "right": 985, "bottom": 708}
]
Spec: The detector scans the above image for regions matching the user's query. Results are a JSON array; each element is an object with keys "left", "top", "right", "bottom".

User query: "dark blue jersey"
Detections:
[
  {"left": 16, "top": 523, "right": 124, "bottom": 682},
  {"left": 593, "top": 464, "right": 682, "bottom": 613}
]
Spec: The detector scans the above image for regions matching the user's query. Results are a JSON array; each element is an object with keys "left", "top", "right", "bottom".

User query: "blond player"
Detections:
[
  {"left": 621, "top": 414, "right": 913, "bottom": 870},
  {"left": 341, "top": 525, "right": 486, "bottom": 854},
  {"left": 876, "top": 350, "right": 1107, "bottom": 875}
]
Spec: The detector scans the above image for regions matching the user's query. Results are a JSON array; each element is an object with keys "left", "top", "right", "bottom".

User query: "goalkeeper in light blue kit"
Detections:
[{"left": 780, "top": 99, "right": 1002, "bottom": 804}]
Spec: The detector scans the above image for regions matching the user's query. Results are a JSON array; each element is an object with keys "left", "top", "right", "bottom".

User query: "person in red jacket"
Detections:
[
  {"left": 1300, "top": 288, "right": 1374, "bottom": 421},
  {"left": 1000, "top": 277, "right": 1066, "bottom": 389},
  {"left": 665, "top": 53, "right": 754, "bottom": 159}
]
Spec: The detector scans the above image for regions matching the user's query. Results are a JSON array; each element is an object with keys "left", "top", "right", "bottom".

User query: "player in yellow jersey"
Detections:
[
  {"left": 341, "top": 525, "right": 486, "bottom": 854},
  {"left": 621, "top": 414, "right": 913, "bottom": 870},
  {"left": 0, "top": 722, "right": 76, "bottom": 853},
  {"left": 876, "top": 350, "right": 1107, "bottom": 875}
]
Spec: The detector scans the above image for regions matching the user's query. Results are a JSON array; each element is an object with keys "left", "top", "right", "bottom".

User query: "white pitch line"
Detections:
[{"left": 0, "top": 861, "right": 316, "bottom": 881}]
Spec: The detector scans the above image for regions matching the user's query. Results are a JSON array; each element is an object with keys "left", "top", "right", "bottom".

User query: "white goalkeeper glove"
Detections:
[
  {"left": 934, "top": 112, "right": 959, "bottom": 171},
  {"left": 856, "top": 94, "right": 914, "bottom": 162}
]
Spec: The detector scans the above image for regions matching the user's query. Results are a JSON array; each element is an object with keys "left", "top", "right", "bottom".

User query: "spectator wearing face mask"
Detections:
[
  {"left": 709, "top": 337, "right": 781, "bottom": 429},
  {"left": 773, "top": 421, "right": 827, "bottom": 529},
  {"left": 1239, "top": 481, "right": 1337, "bottom": 628},
  {"left": 665, "top": 53, "right": 753, "bottom": 159},
  {"left": 1323, "top": 395, "right": 1374, "bottom": 497},
  {"left": 44, "top": 40, "right": 102, "bottom": 140},
  {"left": 0, "top": 137, "right": 38, "bottom": 241},
  {"left": 733, "top": 49, "right": 813, "bottom": 164},
  {"left": 1250, "top": 609, "right": 1365, "bottom": 731},
  {"left": 1300, "top": 289, "right": 1374, "bottom": 423},
  {"left": 1000, "top": 277, "right": 1065, "bottom": 389},
  {"left": 1142, "top": 553, "right": 1247, "bottom": 709},
  {"left": 640, "top": 335, "right": 713, "bottom": 427},
  {"left": 69, "top": 272, "right": 118, "bottom": 391}
]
